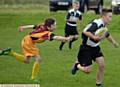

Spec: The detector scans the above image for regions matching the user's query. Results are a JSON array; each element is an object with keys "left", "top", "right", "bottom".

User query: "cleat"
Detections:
[
  {"left": 0, "top": 48, "right": 12, "bottom": 55},
  {"left": 96, "top": 84, "right": 104, "bottom": 87},
  {"left": 31, "top": 76, "right": 40, "bottom": 83},
  {"left": 97, "top": 85, "right": 104, "bottom": 87},
  {"left": 71, "top": 63, "right": 79, "bottom": 75}
]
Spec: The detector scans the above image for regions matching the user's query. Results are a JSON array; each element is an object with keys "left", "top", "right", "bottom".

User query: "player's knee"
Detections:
[
  {"left": 84, "top": 69, "right": 91, "bottom": 74},
  {"left": 24, "top": 60, "right": 30, "bottom": 64},
  {"left": 24, "top": 56, "right": 30, "bottom": 64},
  {"left": 36, "top": 57, "right": 42, "bottom": 63},
  {"left": 83, "top": 67, "right": 91, "bottom": 74}
]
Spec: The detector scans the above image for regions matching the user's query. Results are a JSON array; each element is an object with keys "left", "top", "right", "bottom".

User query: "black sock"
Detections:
[
  {"left": 75, "top": 63, "right": 79, "bottom": 70},
  {"left": 69, "top": 38, "right": 76, "bottom": 49},
  {"left": 71, "top": 38, "right": 76, "bottom": 43},
  {"left": 96, "top": 83, "right": 101, "bottom": 86},
  {"left": 59, "top": 42, "right": 65, "bottom": 50}
]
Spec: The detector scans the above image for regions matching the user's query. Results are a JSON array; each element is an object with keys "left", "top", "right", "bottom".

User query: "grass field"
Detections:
[{"left": 0, "top": 7, "right": 120, "bottom": 87}]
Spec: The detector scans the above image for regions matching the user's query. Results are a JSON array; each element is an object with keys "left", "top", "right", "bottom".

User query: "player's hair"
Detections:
[
  {"left": 44, "top": 18, "right": 56, "bottom": 27},
  {"left": 102, "top": 9, "right": 112, "bottom": 16},
  {"left": 72, "top": 0, "right": 79, "bottom": 3}
]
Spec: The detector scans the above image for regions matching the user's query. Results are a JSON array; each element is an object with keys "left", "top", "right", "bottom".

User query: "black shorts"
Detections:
[
  {"left": 77, "top": 45, "right": 103, "bottom": 66},
  {"left": 64, "top": 24, "right": 78, "bottom": 37}
]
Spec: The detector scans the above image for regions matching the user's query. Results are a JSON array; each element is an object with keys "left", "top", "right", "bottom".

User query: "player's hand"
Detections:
[
  {"left": 19, "top": 26, "right": 24, "bottom": 32},
  {"left": 66, "top": 37, "right": 72, "bottom": 42},
  {"left": 113, "top": 42, "right": 119, "bottom": 48},
  {"left": 94, "top": 34, "right": 106, "bottom": 41},
  {"left": 93, "top": 36, "right": 102, "bottom": 41},
  {"left": 99, "top": 34, "right": 106, "bottom": 40},
  {"left": 67, "top": 36, "right": 74, "bottom": 41}
]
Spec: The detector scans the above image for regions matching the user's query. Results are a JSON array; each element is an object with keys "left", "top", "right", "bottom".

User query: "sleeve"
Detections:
[
  {"left": 33, "top": 25, "right": 37, "bottom": 29},
  {"left": 105, "top": 32, "right": 110, "bottom": 37},
  {"left": 66, "top": 12, "right": 71, "bottom": 20},
  {"left": 49, "top": 33, "right": 55, "bottom": 41},
  {"left": 86, "top": 22, "right": 98, "bottom": 34}
]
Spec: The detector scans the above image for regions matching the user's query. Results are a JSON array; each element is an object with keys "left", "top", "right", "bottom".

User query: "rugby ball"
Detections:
[{"left": 95, "top": 27, "right": 108, "bottom": 36}]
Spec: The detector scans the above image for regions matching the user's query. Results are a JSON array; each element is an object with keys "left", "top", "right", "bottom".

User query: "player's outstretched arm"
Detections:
[
  {"left": 53, "top": 36, "right": 74, "bottom": 42},
  {"left": 107, "top": 35, "right": 119, "bottom": 48},
  {"left": 19, "top": 25, "right": 35, "bottom": 32}
]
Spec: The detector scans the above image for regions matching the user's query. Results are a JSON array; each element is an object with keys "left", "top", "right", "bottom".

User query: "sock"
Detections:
[
  {"left": 96, "top": 83, "right": 102, "bottom": 86},
  {"left": 75, "top": 63, "right": 79, "bottom": 70},
  {"left": 69, "top": 38, "right": 76, "bottom": 49},
  {"left": 31, "top": 62, "right": 40, "bottom": 80},
  {"left": 10, "top": 51, "right": 24, "bottom": 62},
  {"left": 59, "top": 42, "right": 65, "bottom": 50},
  {"left": 69, "top": 38, "right": 76, "bottom": 44}
]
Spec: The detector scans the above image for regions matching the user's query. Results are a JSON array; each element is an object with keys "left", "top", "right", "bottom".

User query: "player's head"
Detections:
[
  {"left": 44, "top": 18, "right": 56, "bottom": 31},
  {"left": 72, "top": 0, "right": 80, "bottom": 10},
  {"left": 101, "top": 9, "right": 112, "bottom": 25}
]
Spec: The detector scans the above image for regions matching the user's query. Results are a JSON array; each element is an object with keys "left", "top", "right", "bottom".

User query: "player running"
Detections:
[
  {"left": 0, "top": 18, "right": 73, "bottom": 82},
  {"left": 71, "top": 9, "right": 119, "bottom": 87},
  {"left": 59, "top": 0, "right": 82, "bottom": 50}
]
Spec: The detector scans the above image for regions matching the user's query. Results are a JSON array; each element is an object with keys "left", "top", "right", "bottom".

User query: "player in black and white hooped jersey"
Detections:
[
  {"left": 59, "top": 0, "right": 82, "bottom": 50},
  {"left": 71, "top": 9, "right": 119, "bottom": 87}
]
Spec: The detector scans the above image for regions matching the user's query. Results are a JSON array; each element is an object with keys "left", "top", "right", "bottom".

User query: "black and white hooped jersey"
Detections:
[
  {"left": 66, "top": 8, "right": 82, "bottom": 26},
  {"left": 82, "top": 18, "right": 110, "bottom": 47}
]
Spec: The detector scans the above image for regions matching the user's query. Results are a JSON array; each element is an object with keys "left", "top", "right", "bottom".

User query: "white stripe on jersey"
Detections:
[
  {"left": 87, "top": 38, "right": 100, "bottom": 47},
  {"left": 67, "top": 22, "right": 77, "bottom": 26}
]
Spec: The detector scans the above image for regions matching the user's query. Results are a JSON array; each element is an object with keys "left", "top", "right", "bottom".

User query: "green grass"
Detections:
[{"left": 0, "top": 8, "right": 120, "bottom": 87}]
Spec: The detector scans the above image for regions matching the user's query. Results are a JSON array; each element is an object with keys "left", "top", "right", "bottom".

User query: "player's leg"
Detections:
[
  {"left": 77, "top": 64, "right": 92, "bottom": 74},
  {"left": 0, "top": 48, "right": 25, "bottom": 62},
  {"left": 31, "top": 55, "right": 41, "bottom": 81},
  {"left": 59, "top": 42, "right": 66, "bottom": 50},
  {"left": 59, "top": 24, "right": 70, "bottom": 50},
  {"left": 10, "top": 50, "right": 25, "bottom": 62},
  {"left": 0, "top": 48, "right": 11, "bottom": 55},
  {"left": 68, "top": 26, "right": 79, "bottom": 49},
  {"left": 59, "top": 34, "right": 67, "bottom": 50},
  {"left": 71, "top": 45, "right": 92, "bottom": 74},
  {"left": 95, "top": 57, "right": 105, "bottom": 87},
  {"left": 72, "top": 61, "right": 92, "bottom": 75},
  {"left": 69, "top": 35, "right": 79, "bottom": 49}
]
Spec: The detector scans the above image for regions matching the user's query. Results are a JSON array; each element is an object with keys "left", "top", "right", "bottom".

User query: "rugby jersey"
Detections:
[
  {"left": 30, "top": 24, "right": 47, "bottom": 35},
  {"left": 66, "top": 8, "right": 82, "bottom": 26},
  {"left": 82, "top": 18, "right": 110, "bottom": 47},
  {"left": 29, "top": 24, "right": 55, "bottom": 43},
  {"left": 30, "top": 31, "right": 55, "bottom": 43}
]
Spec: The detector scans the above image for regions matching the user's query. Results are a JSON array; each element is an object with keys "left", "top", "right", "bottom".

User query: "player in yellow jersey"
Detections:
[{"left": 0, "top": 18, "right": 73, "bottom": 82}]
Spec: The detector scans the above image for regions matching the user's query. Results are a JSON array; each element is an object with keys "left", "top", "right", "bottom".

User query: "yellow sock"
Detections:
[
  {"left": 31, "top": 62, "right": 40, "bottom": 80},
  {"left": 10, "top": 51, "right": 25, "bottom": 62}
]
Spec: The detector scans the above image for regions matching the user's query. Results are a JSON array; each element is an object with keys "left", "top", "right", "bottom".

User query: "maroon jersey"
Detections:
[{"left": 30, "top": 24, "right": 48, "bottom": 35}]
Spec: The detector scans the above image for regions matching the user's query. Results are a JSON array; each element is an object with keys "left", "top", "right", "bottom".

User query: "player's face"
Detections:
[
  {"left": 73, "top": 2, "right": 80, "bottom": 10},
  {"left": 104, "top": 12, "right": 112, "bottom": 25},
  {"left": 49, "top": 22, "right": 56, "bottom": 32}
]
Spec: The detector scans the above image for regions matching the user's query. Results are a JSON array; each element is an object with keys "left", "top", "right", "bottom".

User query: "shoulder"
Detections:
[
  {"left": 93, "top": 19, "right": 104, "bottom": 28},
  {"left": 76, "top": 10, "right": 82, "bottom": 15},
  {"left": 68, "top": 8, "right": 74, "bottom": 13}
]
